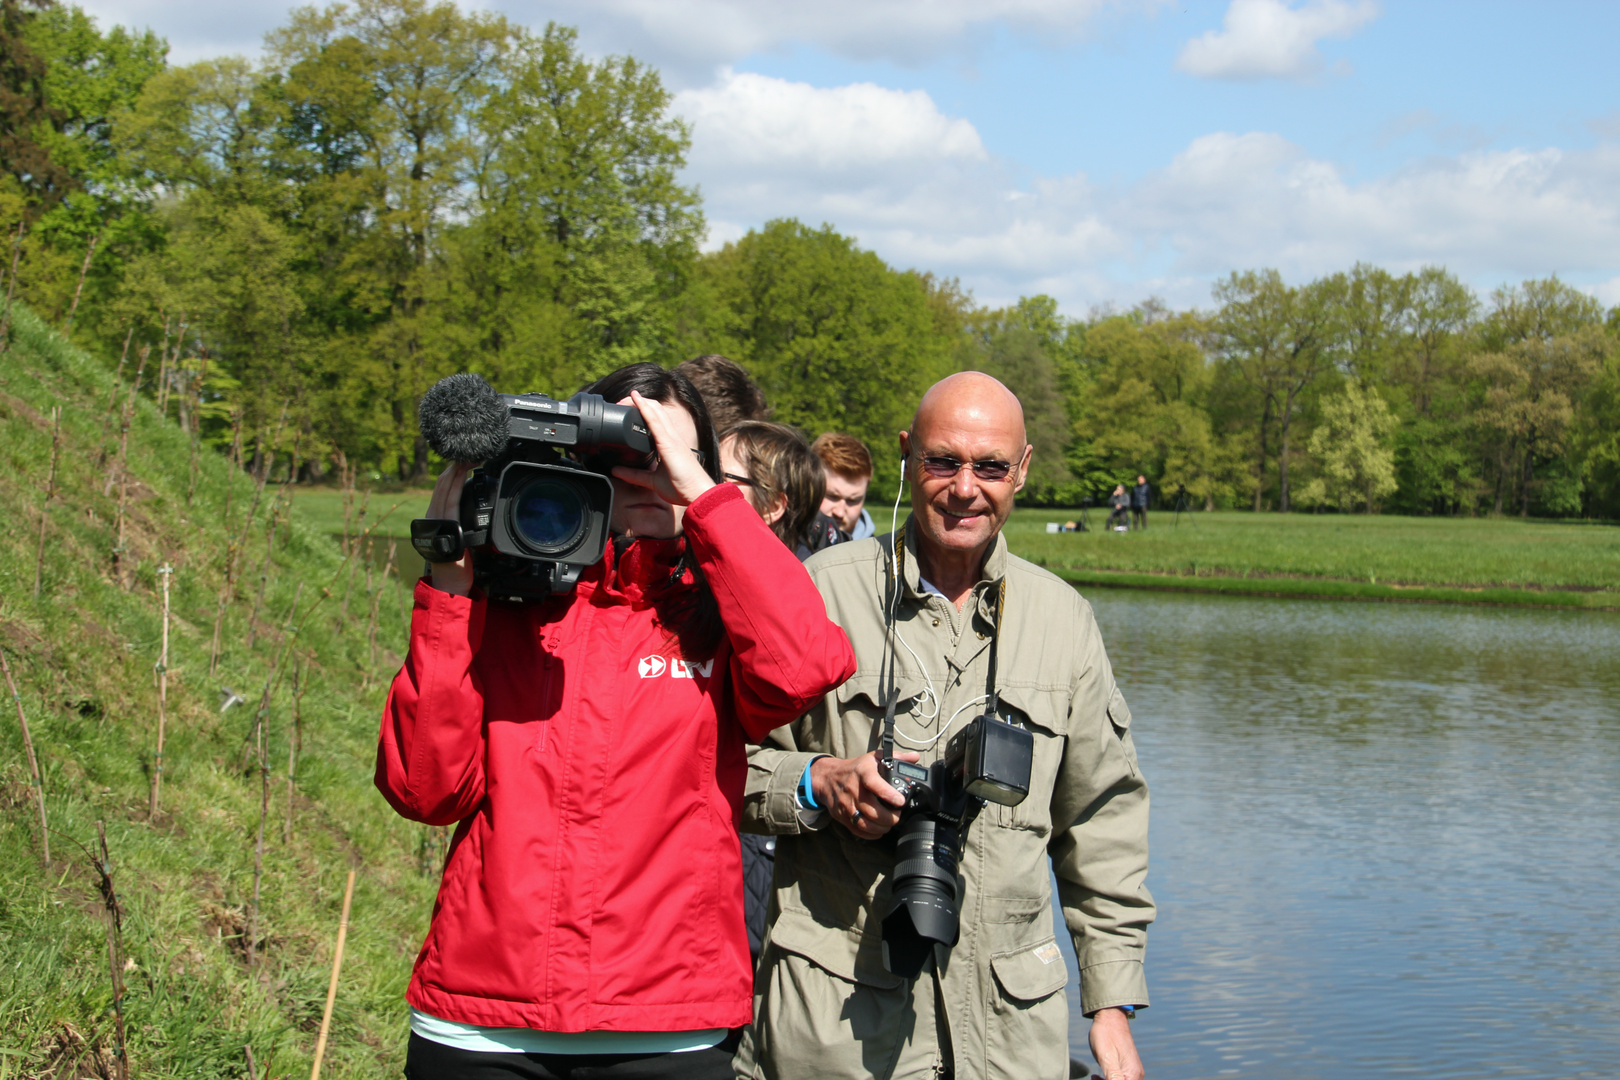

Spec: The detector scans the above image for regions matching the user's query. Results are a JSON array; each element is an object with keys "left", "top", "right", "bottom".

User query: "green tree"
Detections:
[
  {"left": 0, "top": 0, "right": 72, "bottom": 214},
  {"left": 689, "top": 218, "right": 955, "bottom": 496},
  {"left": 1211, "top": 269, "right": 1346, "bottom": 511},
  {"left": 1300, "top": 382, "right": 1398, "bottom": 512}
]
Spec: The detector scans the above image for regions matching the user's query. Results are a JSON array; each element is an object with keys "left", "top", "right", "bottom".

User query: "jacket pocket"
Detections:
[
  {"left": 1107, "top": 685, "right": 1139, "bottom": 776},
  {"left": 986, "top": 939, "right": 1071, "bottom": 1080},
  {"left": 768, "top": 907, "right": 904, "bottom": 990}
]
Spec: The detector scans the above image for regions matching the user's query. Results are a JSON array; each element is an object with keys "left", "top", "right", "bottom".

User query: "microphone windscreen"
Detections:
[{"left": 419, "top": 373, "right": 510, "bottom": 463}]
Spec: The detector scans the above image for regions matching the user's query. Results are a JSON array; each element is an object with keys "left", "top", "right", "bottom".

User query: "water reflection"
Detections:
[{"left": 1057, "top": 590, "right": 1620, "bottom": 1079}]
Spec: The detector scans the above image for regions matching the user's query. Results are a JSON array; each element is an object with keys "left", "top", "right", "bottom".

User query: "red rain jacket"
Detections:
[{"left": 377, "top": 484, "right": 855, "bottom": 1033}]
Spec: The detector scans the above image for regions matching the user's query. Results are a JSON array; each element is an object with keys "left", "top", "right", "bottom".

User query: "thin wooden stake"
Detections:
[
  {"left": 0, "top": 647, "right": 48, "bottom": 865},
  {"left": 149, "top": 564, "right": 174, "bottom": 817},
  {"left": 283, "top": 657, "right": 305, "bottom": 845},
  {"left": 33, "top": 405, "right": 62, "bottom": 598},
  {"left": 94, "top": 822, "right": 131, "bottom": 1080},
  {"left": 209, "top": 409, "right": 245, "bottom": 674},
  {"left": 310, "top": 869, "right": 356, "bottom": 1080},
  {"left": 97, "top": 327, "right": 134, "bottom": 462},
  {"left": 62, "top": 232, "right": 98, "bottom": 332},
  {"left": 244, "top": 1045, "right": 258, "bottom": 1080},
  {"left": 185, "top": 350, "right": 210, "bottom": 506},
  {"left": 248, "top": 583, "right": 303, "bottom": 968}
]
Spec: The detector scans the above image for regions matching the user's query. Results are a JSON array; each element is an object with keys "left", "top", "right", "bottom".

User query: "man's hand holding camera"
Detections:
[{"left": 809, "top": 750, "right": 920, "bottom": 840}]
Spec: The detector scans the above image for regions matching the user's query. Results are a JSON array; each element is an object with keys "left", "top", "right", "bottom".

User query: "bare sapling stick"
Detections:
[
  {"left": 33, "top": 405, "right": 62, "bottom": 599},
  {"left": 185, "top": 350, "right": 210, "bottom": 506},
  {"left": 97, "top": 327, "right": 134, "bottom": 462},
  {"left": 310, "top": 869, "right": 357, "bottom": 1080},
  {"left": 338, "top": 452, "right": 354, "bottom": 558},
  {"left": 149, "top": 564, "right": 174, "bottom": 817},
  {"left": 62, "top": 233, "right": 98, "bottom": 332},
  {"left": 0, "top": 221, "right": 23, "bottom": 354},
  {"left": 283, "top": 657, "right": 304, "bottom": 844},
  {"left": 1, "top": 647, "right": 49, "bottom": 865},
  {"left": 94, "top": 822, "right": 131, "bottom": 1080},
  {"left": 339, "top": 489, "right": 370, "bottom": 629},
  {"left": 387, "top": 538, "right": 407, "bottom": 628},
  {"left": 209, "top": 409, "right": 245, "bottom": 674},
  {"left": 364, "top": 544, "right": 380, "bottom": 685},
  {"left": 245, "top": 510, "right": 276, "bottom": 652},
  {"left": 248, "top": 582, "right": 303, "bottom": 968},
  {"left": 110, "top": 346, "right": 151, "bottom": 587},
  {"left": 244, "top": 1045, "right": 258, "bottom": 1080},
  {"left": 106, "top": 342, "right": 150, "bottom": 497}
]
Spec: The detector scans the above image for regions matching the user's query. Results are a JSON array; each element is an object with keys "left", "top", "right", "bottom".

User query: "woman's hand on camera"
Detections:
[
  {"left": 426, "top": 463, "right": 474, "bottom": 597},
  {"left": 612, "top": 391, "right": 715, "bottom": 507},
  {"left": 811, "top": 750, "right": 921, "bottom": 840}
]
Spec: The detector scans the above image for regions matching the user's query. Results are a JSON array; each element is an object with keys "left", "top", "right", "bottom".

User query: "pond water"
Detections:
[{"left": 1054, "top": 589, "right": 1620, "bottom": 1079}]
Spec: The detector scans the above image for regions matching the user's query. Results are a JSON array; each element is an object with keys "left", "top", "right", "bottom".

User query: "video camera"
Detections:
[
  {"left": 409, "top": 373, "right": 652, "bottom": 601},
  {"left": 878, "top": 712, "right": 1033, "bottom": 979}
]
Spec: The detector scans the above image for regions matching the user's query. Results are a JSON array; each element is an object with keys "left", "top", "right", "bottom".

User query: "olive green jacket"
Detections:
[{"left": 741, "top": 526, "right": 1153, "bottom": 1079}]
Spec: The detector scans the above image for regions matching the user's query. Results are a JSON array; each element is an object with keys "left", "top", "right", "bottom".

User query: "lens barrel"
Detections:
[
  {"left": 508, "top": 475, "right": 590, "bottom": 556},
  {"left": 881, "top": 816, "right": 962, "bottom": 979}
]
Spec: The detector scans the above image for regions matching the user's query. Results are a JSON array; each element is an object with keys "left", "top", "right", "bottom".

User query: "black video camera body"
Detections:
[
  {"left": 412, "top": 390, "right": 651, "bottom": 601},
  {"left": 878, "top": 711, "right": 1034, "bottom": 978}
]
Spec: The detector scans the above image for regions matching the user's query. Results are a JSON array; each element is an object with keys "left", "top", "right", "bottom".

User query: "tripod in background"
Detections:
[{"left": 1172, "top": 483, "right": 1196, "bottom": 528}]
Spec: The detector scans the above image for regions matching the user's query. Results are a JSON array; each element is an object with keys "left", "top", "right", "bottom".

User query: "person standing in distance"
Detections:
[
  {"left": 1132, "top": 474, "right": 1150, "bottom": 531},
  {"left": 811, "top": 433, "right": 875, "bottom": 541},
  {"left": 735, "top": 372, "right": 1153, "bottom": 1080}
]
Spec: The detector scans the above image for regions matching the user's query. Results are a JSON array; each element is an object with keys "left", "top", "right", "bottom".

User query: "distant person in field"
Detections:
[
  {"left": 1132, "top": 474, "right": 1150, "bottom": 531},
  {"left": 1108, "top": 483, "right": 1131, "bottom": 531},
  {"left": 676, "top": 354, "right": 769, "bottom": 436},
  {"left": 811, "top": 432, "right": 874, "bottom": 542}
]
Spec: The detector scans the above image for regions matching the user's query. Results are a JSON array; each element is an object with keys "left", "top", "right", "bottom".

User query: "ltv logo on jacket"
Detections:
[{"left": 638, "top": 655, "right": 712, "bottom": 679}]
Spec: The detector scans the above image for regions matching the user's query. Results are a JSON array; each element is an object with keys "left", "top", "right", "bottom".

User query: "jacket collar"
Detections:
[
  {"left": 893, "top": 519, "right": 1008, "bottom": 614},
  {"left": 583, "top": 533, "right": 693, "bottom": 607}
]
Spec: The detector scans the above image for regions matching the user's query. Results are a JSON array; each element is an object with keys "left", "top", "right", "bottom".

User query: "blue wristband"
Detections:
[{"left": 798, "top": 760, "right": 820, "bottom": 809}]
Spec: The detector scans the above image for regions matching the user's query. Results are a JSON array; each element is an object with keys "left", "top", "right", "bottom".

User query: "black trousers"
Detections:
[
  {"left": 1131, "top": 507, "right": 1147, "bottom": 530},
  {"left": 404, "top": 1032, "right": 739, "bottom": 1080}
]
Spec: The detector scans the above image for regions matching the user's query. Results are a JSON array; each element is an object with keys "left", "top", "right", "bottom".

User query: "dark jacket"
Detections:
[{"left": 1132, "top": 481, "right": 1150, "bottom": 509}]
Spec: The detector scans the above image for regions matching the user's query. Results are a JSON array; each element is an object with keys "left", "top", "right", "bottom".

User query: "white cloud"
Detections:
[
  {"left": 1589, "top": 278, "right": 1620, "bottom": 306},
  {"left": 489, "top": 0, "right": 1151, "bottom": 84},
  {"left": 678, "top": 73, "right": 1620, "bottom": 311},
  {"left": 1176, "top": 0, "right": 1379, "bottom": 81},
  {"left": 676, "top": 71, "right": 986, "bottom": 175}
]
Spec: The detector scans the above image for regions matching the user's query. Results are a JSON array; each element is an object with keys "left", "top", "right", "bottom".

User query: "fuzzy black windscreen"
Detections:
[{"left": 418, "top": 372, "right": 510, "bottom": 463}]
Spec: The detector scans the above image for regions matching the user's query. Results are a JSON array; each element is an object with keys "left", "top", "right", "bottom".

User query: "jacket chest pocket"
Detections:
[{"left": 983, "top": 697, "right": 1063, "bottom": 835}]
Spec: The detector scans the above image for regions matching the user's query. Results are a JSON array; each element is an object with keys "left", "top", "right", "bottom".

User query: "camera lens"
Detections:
[
  {"left": 510, "top": 477, "right": 588, "bottom": 556},
  {"left": 881, "top": 816, "right": 962, "bottom": 978}
]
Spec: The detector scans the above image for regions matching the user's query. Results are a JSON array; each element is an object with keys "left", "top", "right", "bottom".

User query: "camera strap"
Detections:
[{"left": 879, "top": 524, "right": 1007, "bottom": 759}]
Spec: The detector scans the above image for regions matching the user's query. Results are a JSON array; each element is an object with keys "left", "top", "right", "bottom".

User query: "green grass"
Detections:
[
  {"left": 0, "top": 305, "right": 438, "bottom": 1078},
  {"left": 1005, "top": 508, "right": 1620, "bottom": 609}
]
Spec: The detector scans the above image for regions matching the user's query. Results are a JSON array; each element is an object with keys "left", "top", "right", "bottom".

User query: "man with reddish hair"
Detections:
[{"left": 811, "top": 432, "right": 874, "bottom": 541}]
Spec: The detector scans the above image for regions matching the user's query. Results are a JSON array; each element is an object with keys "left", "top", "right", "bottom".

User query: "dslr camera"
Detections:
[
  {"left": 411, "top": 375, "right": 652, "bottom": 601},
  {"left": 878, "top": 712, "right": 1034, "bottom": 978}
]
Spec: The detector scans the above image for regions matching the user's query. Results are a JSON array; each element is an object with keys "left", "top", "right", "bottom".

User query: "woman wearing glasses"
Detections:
[{"left": 378, "top": 362, "right": 857, "bottom": 1079}]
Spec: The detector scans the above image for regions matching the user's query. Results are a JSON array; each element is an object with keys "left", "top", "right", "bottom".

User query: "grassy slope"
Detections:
[
  {"left": 1005, "top": 508, "right": 1620, "bottom": 609},
  {"left": 0, "top": 306, "right": 436, "bottom": 1079}
]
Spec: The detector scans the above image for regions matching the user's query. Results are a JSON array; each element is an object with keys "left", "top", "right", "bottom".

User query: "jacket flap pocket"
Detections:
[
  {"left": 769, "top": 907, "right": 905, "bottom": 990},
  {"left": 1106, "top": 685, "right": 1132, "bottom": 729},
  {"left": 996, "top": 684, "right": 1067, "bottom": 738},
  {"left": 990, "top": 939, "right": 1069, "bottom": 1002},
  {"left": 835, "top": 671, "right": 927, "bottom": 716}
]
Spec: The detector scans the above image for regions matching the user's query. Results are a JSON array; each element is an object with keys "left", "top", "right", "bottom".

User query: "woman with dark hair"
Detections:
[{"left": 377, "top": 362, "right": 856, "bottom": 1079}]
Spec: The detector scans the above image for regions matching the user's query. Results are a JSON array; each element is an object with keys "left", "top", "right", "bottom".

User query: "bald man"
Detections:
[{"left": 735, "top": 373, "right": 1154, "bottom": 1080}]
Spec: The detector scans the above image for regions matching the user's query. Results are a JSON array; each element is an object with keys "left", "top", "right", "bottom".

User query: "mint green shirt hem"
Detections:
[{"left": 408, "top": 1009, "right": 726, "bottom": 1055}]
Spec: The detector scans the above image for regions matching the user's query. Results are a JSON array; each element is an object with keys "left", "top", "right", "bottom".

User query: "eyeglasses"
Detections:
[
  {"left": 722, "top": 471, "right": 754, "bottom": 487},
  {"left": 917, "top": 455, "right": 1015, "bottom": 482},
  {"left": 636, "top": 448, "right": 707, "bottom": 472}
]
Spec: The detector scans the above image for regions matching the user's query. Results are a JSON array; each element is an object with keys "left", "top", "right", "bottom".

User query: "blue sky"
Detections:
[{"left": 77, "top": 0, "right": 1620, "bottom": 315}]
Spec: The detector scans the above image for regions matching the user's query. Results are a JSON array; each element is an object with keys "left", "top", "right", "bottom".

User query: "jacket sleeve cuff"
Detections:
[
  {"left": 1077, "top": 959, "right": 1150, "bottom": 1017},
  {"left": 760, "top": 750, "right": 825, "bottom": 834}
]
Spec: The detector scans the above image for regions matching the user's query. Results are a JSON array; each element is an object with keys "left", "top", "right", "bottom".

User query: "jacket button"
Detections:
[{"left": 932, "top": 618, "right": 940, "bottom": 627}]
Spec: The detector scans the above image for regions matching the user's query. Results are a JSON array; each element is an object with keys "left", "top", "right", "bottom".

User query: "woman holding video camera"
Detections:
[{"left": 377, "top": 363, "right": 856, "bottom": 1079}]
